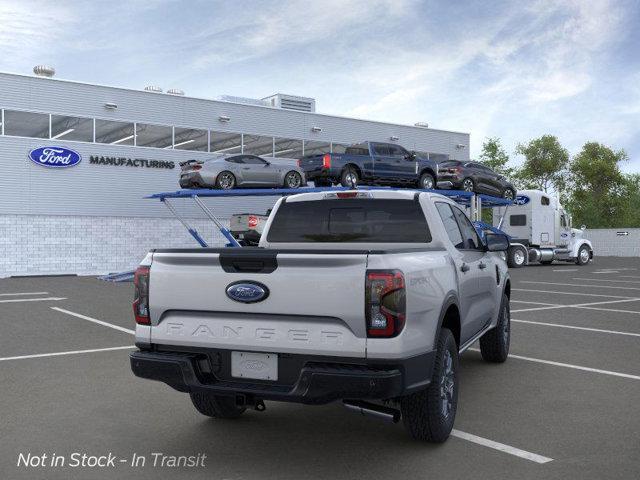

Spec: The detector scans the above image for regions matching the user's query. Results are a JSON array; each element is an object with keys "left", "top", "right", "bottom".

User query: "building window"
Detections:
[
  {"left": 135, "top": 123, "right": 173, "bottom": 148},
  {"left": 210, "top": 131, "right": 242, "bottom": 154},
  {"left": 243, "top": 134, "right": 274, "bottom": 156},
  {"left": 50, "top": 114, "right": 94, "bottom": 142},
  {"left": 3, "top": 110, "right": 50, "bottom": 139},
  {"left": 331, "top": 143, "right": 349, "bottom": 154},
  {"left": 303, "top": 140, "right": 330, "bottom": 156},
  {"left": 95, "top": 119, "right": 135, "bottom": 145},
  {"left": 273, "top": 137, "right": 303, "bottom": 159},
  {"left": 173, "top": 127, "right": 208, "bottom": 151}
]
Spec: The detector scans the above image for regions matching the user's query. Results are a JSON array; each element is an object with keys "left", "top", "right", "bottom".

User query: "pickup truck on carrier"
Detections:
[
  {"left": 130, "top": 189, "right": 512, "bottom": 442},
  {"left": 299, "top": 142, "right": 440, "bottom": 190}
]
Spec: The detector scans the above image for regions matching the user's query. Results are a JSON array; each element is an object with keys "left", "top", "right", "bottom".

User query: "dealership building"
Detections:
[{"left": 0, "top": 68, "right": 470, "bottom": 277}]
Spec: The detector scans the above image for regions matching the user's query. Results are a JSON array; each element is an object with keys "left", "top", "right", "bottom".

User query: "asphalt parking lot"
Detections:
[{"left": 1, "top": 257, "right": 640, "bottom": 480}]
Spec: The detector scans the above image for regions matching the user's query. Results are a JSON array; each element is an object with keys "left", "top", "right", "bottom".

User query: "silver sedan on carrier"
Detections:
[{"left": 179, "top": 154, "right": 307, "bottom": 190}]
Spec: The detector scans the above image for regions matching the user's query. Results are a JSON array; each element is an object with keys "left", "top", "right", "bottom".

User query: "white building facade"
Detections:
[{"left": 0, "top": 71, "right": 470, "bottom": 276}]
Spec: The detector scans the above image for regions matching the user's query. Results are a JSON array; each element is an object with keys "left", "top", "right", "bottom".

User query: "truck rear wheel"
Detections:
[
  {"left": 190, "top": 392, "right": 246, "bottom": 419},
  {"left": 400, "top": 328, "right": 458, "bottom": 442},
  {"left": 340, "top": 167, "right": 359, "bottom": 187},
  {"left": 507, "top": 245, "right": 526, "bottom": 268},
  {"left": 479, "top": 294, "right": 510, "bottom": 363}
]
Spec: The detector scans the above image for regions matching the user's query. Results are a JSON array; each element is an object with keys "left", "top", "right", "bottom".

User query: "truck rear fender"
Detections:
[{"left": 436, "top": 294, "right": 461, "bottom": 349}]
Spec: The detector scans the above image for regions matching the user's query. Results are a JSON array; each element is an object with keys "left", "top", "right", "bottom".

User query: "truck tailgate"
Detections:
[{"left": 148, "top": 249, "right": 368, "bottom": 357}]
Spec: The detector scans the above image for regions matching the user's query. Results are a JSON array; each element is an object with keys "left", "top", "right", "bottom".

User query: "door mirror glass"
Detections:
[{"left": 485, "top": 233, "right": 510, "bottom": 252}]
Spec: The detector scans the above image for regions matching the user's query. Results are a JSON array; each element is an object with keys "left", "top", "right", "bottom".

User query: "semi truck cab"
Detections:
[{"left": 492, "top": 189, "right": 593, "bottom": 267}]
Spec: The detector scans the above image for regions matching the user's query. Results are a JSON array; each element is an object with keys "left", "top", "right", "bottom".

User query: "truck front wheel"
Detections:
[
  {"left": 190, "top": 392, "right": 246, "bottom": 419},
  {"left": 576, "top": 245, "right": 591, "bottom": 265},
  {"left": 400, "top": 328, "right": 458, "bottom": 442}
]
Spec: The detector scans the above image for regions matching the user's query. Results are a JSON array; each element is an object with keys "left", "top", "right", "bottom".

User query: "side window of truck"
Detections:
[
  {"left": 435, "top": 203, "right": 464, "bottom": 249},
  {"left": 451, "top": 206, "right": 482, "bottom": 250},
  {"left": 510, "top": 214, "right": 526, "bottom": 226},
  {"left": 387, "top": 145, "right": 405, "bottom": 157},
  {"left": 372, "top": 144, "right": 390, "bottom": 156}
]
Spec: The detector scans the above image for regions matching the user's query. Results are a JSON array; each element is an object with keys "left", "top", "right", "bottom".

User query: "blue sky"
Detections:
[{"left": 1, "top": 0, "right": 639, "bottom": 171}]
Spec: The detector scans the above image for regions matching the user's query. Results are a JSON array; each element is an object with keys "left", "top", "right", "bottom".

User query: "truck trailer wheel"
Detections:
[
  {"left": 507, "top": 246, "right": 526, "bottom": 268},
  {"left": 190, "top": 392, "right": 246, "bottom": 419},
  {"left": 576, "top": 245, "right": 591, "bottom": 265},
  {"left": 479, "top": 294, "right": 510, "bottom": 363},
  {"left": 400, "top": 328, "right": 458, "bottom": 442}
]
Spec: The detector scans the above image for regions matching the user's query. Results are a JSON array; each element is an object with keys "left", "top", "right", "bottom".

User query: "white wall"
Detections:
[
  {"left": 0, "top": 214, "right": 230, "bottom": 277},
  {"left": 583, "top": 228, "right": 640, "bottom": 257}
]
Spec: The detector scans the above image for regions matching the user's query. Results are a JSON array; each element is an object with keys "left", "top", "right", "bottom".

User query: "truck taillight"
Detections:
[
  {"left": 297, "top": 159, "right": 301, "bottom": 167},
  {"left": 365, "top": 270, "right": 406, "bottom": 337},
  {"left": 248, "top": 215, "right": 258, "bottom": 228},
  {"left": 192, "top": 164, "right": 202, "bottom": 170},
  {"left": 133, "top": 266, "right": 150, "bottom": 325},
  {"left": 322, "top": 154, "right": 331, "bottom": 169}
]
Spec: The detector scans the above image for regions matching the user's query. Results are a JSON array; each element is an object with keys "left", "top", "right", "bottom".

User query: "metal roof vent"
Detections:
[
  {"left": 33, "top": 65, "right": 55, "bottom": 78},
  {"left": 167, "top": 88, "right": 185, "bottom": 96},
  {"left": 262, "top": 93, "right": 316, "bottom": 112},
  {"left": 414, "top": 122, "right": 429, "bottom": 128},
  {"left": 144, "top": 85, "right": 163, "bottom": 93}
]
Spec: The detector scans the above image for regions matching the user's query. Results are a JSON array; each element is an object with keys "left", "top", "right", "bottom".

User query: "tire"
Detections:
[
  {"left": 215, "top": 171, "right": 236, "bottom": 190},
  {"left": 479, "top": 294, "right": 510, "bottom": 363},
  {"left": 340, "top": 167, "right": 359, "bottom": 187},
  {"left": 576, "top": 245, "right": 591, "bottom": 265},
  {"left": 419, "top": 172, "right": 435, "bottom": 190},
  {"left": 400, "top": 328, "right": 458, "bottom": 442},
  {"left": 507, "top": 246, "right": 526, "bottom": 268},
  {"left": 190, "top": 392, "right": 246, "bottom": 419},
  {"left": 461, "top": 178, "right": 475, "bottom": 192},
  {"left": 502, "top": 188, "right": 516, "bottom": 200},
  {"left": 284, "top": 171, "right": 302, "bottom": 189}
]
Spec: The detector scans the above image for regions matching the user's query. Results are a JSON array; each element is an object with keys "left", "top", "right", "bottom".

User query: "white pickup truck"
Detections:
[{"left": 130, "top": 189, "right": 511, "bottom": 442}]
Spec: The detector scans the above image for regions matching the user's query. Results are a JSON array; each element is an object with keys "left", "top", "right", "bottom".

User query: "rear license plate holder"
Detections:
[{"left": 231, "top": 351, "right": 278, "bottom": 381}]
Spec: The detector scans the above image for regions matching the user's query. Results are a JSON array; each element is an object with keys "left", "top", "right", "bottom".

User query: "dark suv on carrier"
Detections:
[{"left": 437, "top": 160, "right": 516, "bottom": 199}]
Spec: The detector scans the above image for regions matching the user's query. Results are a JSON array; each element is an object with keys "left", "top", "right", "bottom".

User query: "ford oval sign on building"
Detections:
[
  {"left": 226, "top": 281, "right": 270, "bottom": 304},
  {"left": 28, "top": 146, "right": 82, "bottom": 168}
]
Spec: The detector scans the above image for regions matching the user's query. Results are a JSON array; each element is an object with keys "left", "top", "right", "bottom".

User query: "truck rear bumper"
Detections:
[{"left": 130, "top": 348, "right": 434, "bottom": 405}]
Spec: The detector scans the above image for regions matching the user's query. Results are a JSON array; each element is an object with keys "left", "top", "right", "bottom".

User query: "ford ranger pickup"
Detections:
[
  {"left": 130, "top": 189, "right": 511, "bottom": 442},
  {"left": 298, "top": 142, "right": 439, "bottom": 190}
]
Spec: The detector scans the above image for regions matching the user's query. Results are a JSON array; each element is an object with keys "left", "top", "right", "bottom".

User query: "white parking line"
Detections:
[
  {"left": 552, "top": 269, "right": 578, "bottom": 272},
  {"left": 0, "top": 291, "right": 49, "bottom": 296},
  {"left": 511, "top": 297, "right": 640, "bottom": 313},
  {"left": 617, "top": 275, "right": 640, "bottom": 279},
  {"left": 451, "top": 430, "right": 553, "bottom": 464},
  {"left": 512, "top": 319, "right": 640, "bottom": 338},
  {"left": 0, "top": 346, "right": 134, "bottom": 362},
  {"left": 469, "top": 348, "right": 640, "bottom": 381},
  {"left": 572, "top": 278, "right": 640, "bottom": 284},
  {"left": 513, "top": 288, "right": 639, "bottom": 299},
  {"left": 0, "top": 297, "right": 67, "bottom": 304},
  {"left": 510, "top": 300, "right": 560, "bottom": 306},
  {"left": 520, "top": 281, "right": 640, "bottom": 291},
  {"left": 573, "top": 305, "right": 640, "bottom": 315},
  {"left": 51, "top": 307, "right": 135, "bottom": 335}
]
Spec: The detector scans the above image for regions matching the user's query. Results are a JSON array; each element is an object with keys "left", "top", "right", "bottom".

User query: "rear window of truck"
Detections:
[{"left": 267, "top": 199, "right": 431, "bottom": 243}]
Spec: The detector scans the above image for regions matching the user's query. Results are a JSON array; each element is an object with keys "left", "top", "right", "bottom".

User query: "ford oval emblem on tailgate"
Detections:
[{"left": 226, "top": 281, "right": 269, "bottom": 303}]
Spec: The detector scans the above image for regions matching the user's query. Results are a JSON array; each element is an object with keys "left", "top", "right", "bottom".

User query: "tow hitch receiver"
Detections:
[{"left": 343, "top": 400, "right": 400, "bottom": 423}]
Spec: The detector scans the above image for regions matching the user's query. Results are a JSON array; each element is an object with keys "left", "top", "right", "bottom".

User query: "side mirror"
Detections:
[
  {"left": 404, "top": 152, "right": 416, "bottom": 160},
  {"left": 485, "top": 233, "right": 510, "bottom": 252},
  {"left": 581, "top": 224, "right": 586, "bottom": 230}
]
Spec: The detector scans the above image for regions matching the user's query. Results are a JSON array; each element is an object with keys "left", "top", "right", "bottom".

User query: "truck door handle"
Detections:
[
  {"left": 479, "top": 262, "right": 487, "bottom": 270},
  {"left": 242, "top": 167, "right": 250, "bottom": 170},
  {"left": 460, "top": 263, "right": 470, "bottom": 273}
]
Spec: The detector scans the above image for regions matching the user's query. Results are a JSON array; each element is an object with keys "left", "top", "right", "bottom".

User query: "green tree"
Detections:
[
  {"left": 619, "top": 174, "right": 640, "bottom": 227},
  {"left": 515, "top": 135, "right": 569, "bottom": 193},
  {"left": 479, "top": 137, "right": 514, "bottom": 177},
  {"left": 566, "top": 142, "right": 628, "bottom": 228}
]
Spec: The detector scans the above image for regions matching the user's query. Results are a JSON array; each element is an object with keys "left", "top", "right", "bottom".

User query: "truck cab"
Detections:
[{"left": 492, "top": 189, "right": 593, "bottom": 267}]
